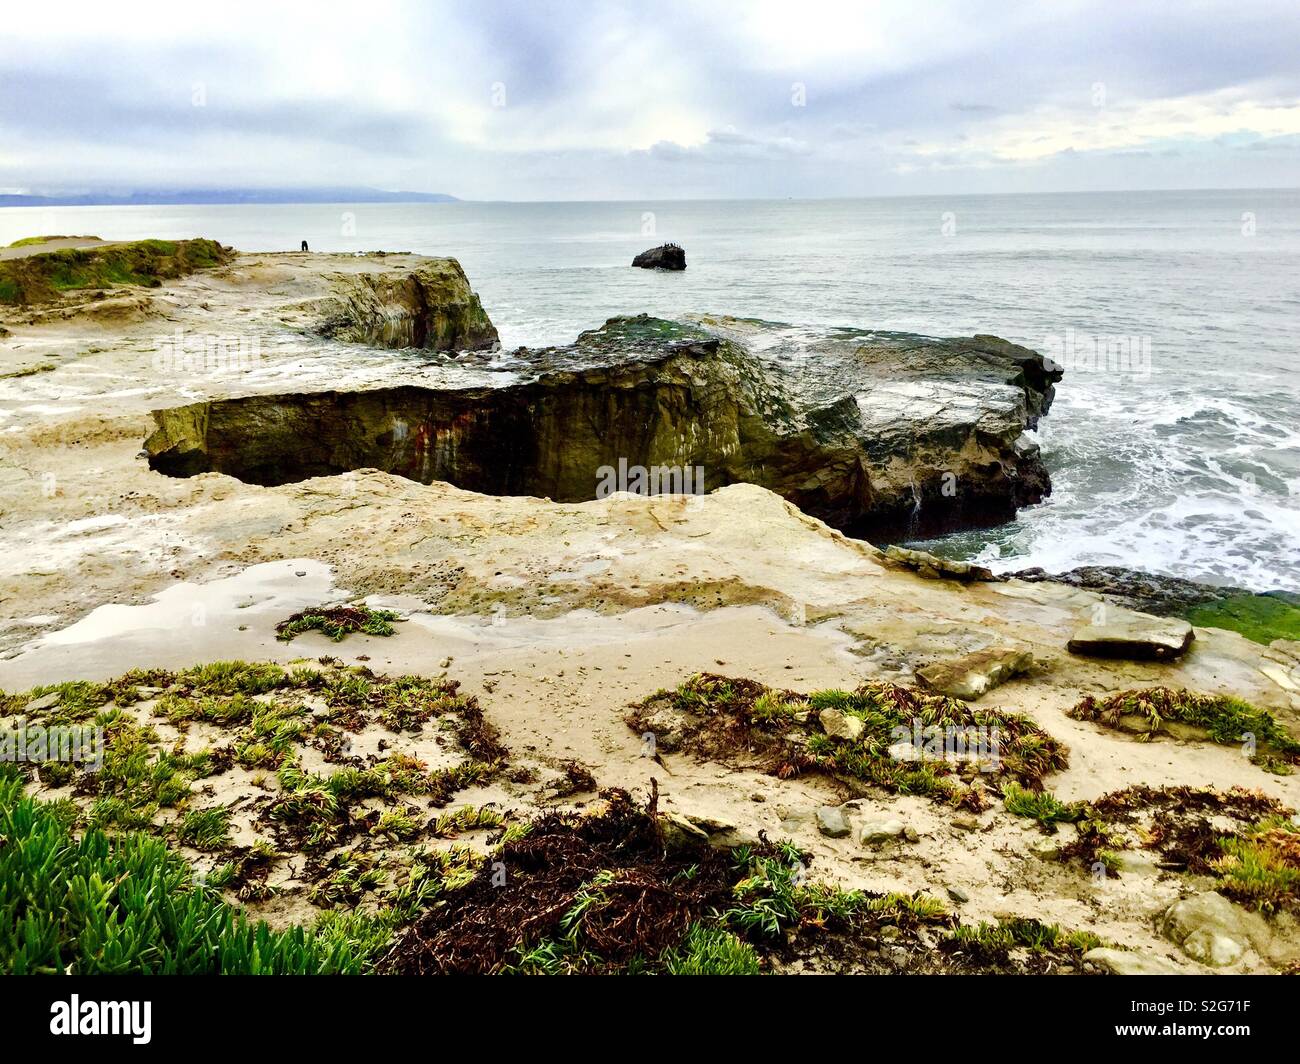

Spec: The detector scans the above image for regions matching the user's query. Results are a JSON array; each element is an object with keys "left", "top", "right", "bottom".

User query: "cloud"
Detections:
[{"left": 1, "top": 0, "right": 1298, "bottom": 198}]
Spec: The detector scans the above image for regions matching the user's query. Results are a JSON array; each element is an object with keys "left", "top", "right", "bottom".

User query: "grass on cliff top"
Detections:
[
  {"left": 6, "top": 235, "right": 101, "bottom": 249},
  {"left": 1068, "top": 686, "right": 1300, "bottom": 773},
  {"left": 1184, "top": 592, "right": 1300, "bottom": 645},
  {"left": 628, "top": 673, "right": 1069, "bottom": 811},
  {"left": 0, "top": 237, "right": 231, "bottom": 305}
]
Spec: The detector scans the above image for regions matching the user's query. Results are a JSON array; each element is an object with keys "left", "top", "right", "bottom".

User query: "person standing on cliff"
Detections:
[{"left": 300, "top": 240, "right": 309, "bottom": 252}]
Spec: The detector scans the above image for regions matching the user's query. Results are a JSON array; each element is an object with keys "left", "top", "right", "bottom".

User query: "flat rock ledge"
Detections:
[{"left": 144, "top": 310, "right": 1063, "bottom": 540}]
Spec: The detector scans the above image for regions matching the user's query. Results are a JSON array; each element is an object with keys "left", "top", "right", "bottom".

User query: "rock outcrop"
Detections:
[
  {"left": 632, "top": 244, "right": 686, "bottom": 270},
  {"left": 1015, "top": 565, "right": 1300, "bottom": 646},
  {"left": 312, "top": 257, "right": 498, "bottom": 351},
  {"left": 145, "top": 314, "right": 1062, "bottom": 539}
]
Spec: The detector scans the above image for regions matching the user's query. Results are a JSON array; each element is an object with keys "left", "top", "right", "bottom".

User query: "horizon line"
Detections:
[{"left": 2, "top": 185, "right": 1299, "bottom": 208}]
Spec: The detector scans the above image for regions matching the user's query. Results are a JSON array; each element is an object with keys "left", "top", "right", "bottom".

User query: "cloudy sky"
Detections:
[{"left": 2, "top": 0, "right": 1298, "bottom": 199}]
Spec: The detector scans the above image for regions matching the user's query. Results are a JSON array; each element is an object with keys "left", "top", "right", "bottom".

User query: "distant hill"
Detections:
[{"left": 0, "top": 187, "right": 459, "bottom": 207}]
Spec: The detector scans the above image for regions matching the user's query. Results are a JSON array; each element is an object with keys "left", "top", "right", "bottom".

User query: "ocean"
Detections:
[{"left": 2, "top": 189, "right": 1297, "bottom": 590}]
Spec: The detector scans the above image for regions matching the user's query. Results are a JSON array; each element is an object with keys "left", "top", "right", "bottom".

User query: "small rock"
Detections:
[
  {"left": 658, "top": 813, "right": 710, "bottom": 851},
  {"left": 859, "top": 819, "right": 907, "bottom": 845},
  {"left": 946, "top": 886, "right": 970, "bottom": 904},
  {"left": 1160, "top": 891, "right": 1267, "bottom": 967},
  {"left": 951, "top": 816, "right": 981, "bottom": 833},
  {"left": 816, "top": 806, "right": 852, "bottom": 838},
  {"left": 902, "top": 826, "right": 921, "bottom": 843},
  {"left": 916, "top": 646, "right": 1034, "bottom": 701},
  {"left": 636, "top": 705, "right": 693, "bottom": 753},
  {"left": 24, "top": 692, "right": 61, "bottom": 713},
  {"left": 1109, "top": 849, "right": 1163, "bottom": 876},
  {"left": 819, "top": 708, "right": 865, "bottom": 741},
  {"left": 1082, "top": 947, "right": 1183, "bottom": 975},
  {"left": 439, "top": 657, "right": 452, "bottom": 669},
  {"left": 1029, "top": 839, "right": 1062, "bottom": 861}
]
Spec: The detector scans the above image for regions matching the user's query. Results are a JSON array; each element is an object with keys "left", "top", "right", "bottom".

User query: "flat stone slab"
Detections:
[
  {"left": 916, "top": 646, "right": 1033, "bottom": 700},
  {"left": 1067, "top": 610, "right": 1194, "bottom": 661},
  {"left": 884, "top": 546, "right": 996, "bottom": 582},
  {"left": 859, "top": 818, "right": 907, "bottom": 845}
]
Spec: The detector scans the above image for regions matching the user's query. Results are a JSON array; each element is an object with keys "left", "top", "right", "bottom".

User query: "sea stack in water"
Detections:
[{"left": 632, "top": 243, "right": 686, "bottom": 270}]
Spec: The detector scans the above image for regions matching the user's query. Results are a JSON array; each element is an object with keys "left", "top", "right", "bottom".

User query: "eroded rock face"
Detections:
[
  {"left": 144, "top": 314, "right": 1061, "bottom": 539},
  {"left": 312, "top": 257, "right": 499, "bottom": 351}
]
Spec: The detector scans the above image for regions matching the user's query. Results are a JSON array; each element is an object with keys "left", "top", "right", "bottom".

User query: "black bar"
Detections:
[{"left": 1, "top": 974, "right": 1288, "bottom": 1050}]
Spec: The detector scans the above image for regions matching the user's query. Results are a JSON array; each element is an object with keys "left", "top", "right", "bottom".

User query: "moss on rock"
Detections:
[{"left": 0, "top": 238, "right": 232, "bottom": 305}]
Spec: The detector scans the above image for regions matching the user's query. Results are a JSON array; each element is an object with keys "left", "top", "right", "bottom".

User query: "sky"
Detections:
[{"left": 2, "top": 0, "right": 1298, "bottom": 200}]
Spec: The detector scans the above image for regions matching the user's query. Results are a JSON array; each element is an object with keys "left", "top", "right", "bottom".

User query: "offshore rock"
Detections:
[{"left": 632, "top": 243, "right": 686, "bottom": 270}]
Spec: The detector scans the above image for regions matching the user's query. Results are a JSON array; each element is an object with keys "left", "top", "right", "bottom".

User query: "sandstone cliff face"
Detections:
[
  {"left": 312, "top": 257, "right": 499, "bottom": 351},
  {"left": 145, "top": 314, "right": 1060, "bottom": 540}
]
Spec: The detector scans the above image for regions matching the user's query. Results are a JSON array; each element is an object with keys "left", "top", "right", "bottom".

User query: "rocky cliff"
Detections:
[
  {"left": 311, "top": 257, "right": 498, "bottom": 351},
  {"left": 145, "top": 312, "right": 1060, "bottom": 539}
]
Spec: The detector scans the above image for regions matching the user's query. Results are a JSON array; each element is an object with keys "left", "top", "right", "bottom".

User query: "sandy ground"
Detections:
[{"left": 4, "top": 253, "right": 1300, "bottom": 971}]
